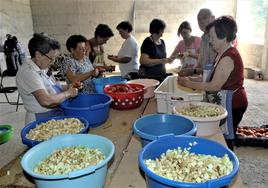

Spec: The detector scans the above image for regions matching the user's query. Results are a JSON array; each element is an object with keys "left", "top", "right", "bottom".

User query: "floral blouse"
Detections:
[{"left": 64, "top": 56, "right": 95, "bottom": 93}]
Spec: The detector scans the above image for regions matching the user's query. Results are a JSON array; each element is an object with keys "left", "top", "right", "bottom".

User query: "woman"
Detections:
[
  {"left": 65, "top": 35, "right": 99, "bottom": 94},
  {"left": 107, "top": 21, "right": 139, "bottom": 78},
  {"left": 177, "top": 16, "right": 248, "bottom": 150},
  {"left": 139, "top": 18, "right": 174, "bottom": 82},
  {"left": 16, "top": 33, "right": 78, "bottom": 124},
  {"left": 87, "top": 24, "right": 114, "bottom": 67},
  {"left": 171, "top": 21, "right": 201, "bottom": 69}
]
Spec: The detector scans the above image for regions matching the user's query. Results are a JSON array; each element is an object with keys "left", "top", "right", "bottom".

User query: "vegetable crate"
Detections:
[
  {"left": 236, "top": 125, "right": 268, "bottom": 148},
  {"left": 154, "top": 76, "right": 204, "bottom": 114}
]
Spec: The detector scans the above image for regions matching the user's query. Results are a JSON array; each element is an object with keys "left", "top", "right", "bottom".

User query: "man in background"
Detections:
[{"left": 179, "top": 8, "right": 216, "bottom": 76}]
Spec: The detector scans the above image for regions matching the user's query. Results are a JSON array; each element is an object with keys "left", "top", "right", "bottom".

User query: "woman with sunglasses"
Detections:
[{"left": 16, "top": 33, "right": 78, "bottom": 124}]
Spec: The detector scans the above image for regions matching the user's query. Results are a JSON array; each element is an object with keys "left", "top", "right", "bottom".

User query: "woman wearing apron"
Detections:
[
  {"left": 87, "top": 24, "right": 114, "bottom": 71},
  {"left": 16, "top": 33, "right": 78, "bottom": 124},
  {"left": 139, "top": 19, "right": 174, "bottom": 83},
  {"left": 177, "top": 16, "right": 248, "bottom": 150}
]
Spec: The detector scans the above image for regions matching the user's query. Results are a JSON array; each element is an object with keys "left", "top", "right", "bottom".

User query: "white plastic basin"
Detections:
[
  {"left": 128, "top": 79, "right": 159, "bottom": 99},
  {"left": 173, "top": 102, "right": 228, "bottom": 136}
]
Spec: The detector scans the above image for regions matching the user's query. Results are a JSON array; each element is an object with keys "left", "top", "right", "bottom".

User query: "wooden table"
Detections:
[
  {"left": 0, "top": 99, "right": 148, "bottom": 187},
  {"left": 108, "top": 98, "right": 245, "bottom": 188},
  {"left": 0, "top": 98, "right": 244, "bottom": 188}
]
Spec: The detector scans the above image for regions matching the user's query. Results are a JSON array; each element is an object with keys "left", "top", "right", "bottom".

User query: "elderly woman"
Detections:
[
  {"left": 171, "top": 21, "right": 201, "bottom": 69},
  {"left": 107, "top": 21, "right": 139, "bottom": 78},
  {"left": 177, "top": 16, "right": 248, "bottom": 150},
  {"left": 87, "top": 24, "right": 114, "bottom": 67},
  {"left": 65, "top": 35, "right": 99, "bottom": 94},
  {"left": 16, "top": 33, "right": 78, "bottom": 124},
  {"left": 139, "top": 18, "right": 174, "bottom": 82}
]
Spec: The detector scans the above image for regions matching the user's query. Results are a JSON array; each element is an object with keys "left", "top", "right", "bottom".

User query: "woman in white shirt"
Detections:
[
  {"left": 16, "top": 33, "right": 78, "bottom": 124},
  {"left": 108, "top": 21, "right": 139, "bottom": 78}
]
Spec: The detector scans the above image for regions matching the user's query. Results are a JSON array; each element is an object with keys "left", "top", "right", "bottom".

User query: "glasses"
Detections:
[{"left": 41, "top": 53, "right": 56, "bottom": 63}]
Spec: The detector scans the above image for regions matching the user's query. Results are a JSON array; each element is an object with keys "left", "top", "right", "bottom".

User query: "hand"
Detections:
[
  {"left": 66, "top": 87, "right": 78, "bottom": 98},
  {"left": 71, "top": 81, "right": 83, "bottom": 89},
  {"left": 92, "top": 68, "right": 100, "bottom": 77},
  {"left": 162, "top": 58, "right": 173, "bottom": 64},
  {"left": 180, "top": 51, "right": 190, "bottom": 59},
  {"left": 178, "top": 68, "right": 193, "bottom": 77},
  {"left": 168, "top": 56, "right": 176, "bottom": 62},
  {"left": 107, "top": 55, "right": 117, "bottom": 62},
  {"left": 105, "top": 65, "right": 115, "bottom": 72},
  {"left": 177, "top": 75, "right": 189, "bottom": 87}
]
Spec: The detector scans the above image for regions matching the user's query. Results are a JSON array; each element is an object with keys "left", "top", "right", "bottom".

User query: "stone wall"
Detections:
[
  {"left": 29, "top": 0, "right": 237, "bottom": 57},
  {"left": 0, "top": 0, "right": 265, "bottom": 75},
  {"left": 0, "top": 0, "right": 33, "bottom": 55},
  {"left": 30, "top": 0, "right": 134, "bottom": 56}
]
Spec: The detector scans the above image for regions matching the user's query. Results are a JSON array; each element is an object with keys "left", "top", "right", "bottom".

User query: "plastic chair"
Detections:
[{"left": 0, "top": 69, "right": 23, "bottom": 111}]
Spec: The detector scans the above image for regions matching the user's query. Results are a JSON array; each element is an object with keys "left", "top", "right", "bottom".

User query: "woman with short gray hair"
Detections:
[{"left": 16, "top": 33, "right": 78, "bottom": 124}]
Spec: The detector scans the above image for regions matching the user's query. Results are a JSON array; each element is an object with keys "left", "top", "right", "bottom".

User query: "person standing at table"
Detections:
[
  {"left": 107, "top": 21, "right": 139, "bottom": 79},
  {"left": 177, "top": 16, "right": 248, "bottom": 150},
  {"left": 170, "top": 21, "right": 201, "bottom": 69},
  {"left": 179, "top": 8, "right": 216, "bottom": 76},
  {"left": 87, "top": 24, "right": 114, "bottom": 67},
  {"left": 139, "top": 18, "right": 174, "bottom": 82},
  {"left": 16, "top": 33, "right": 78, "bottom": 124}
]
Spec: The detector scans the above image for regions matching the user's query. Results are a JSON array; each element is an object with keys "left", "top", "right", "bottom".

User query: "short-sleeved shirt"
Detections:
[
  {"left": 16, "top": 59, "right": 60, "bottom": 123},
  {"left": 140, "top": 37, "right": 167, "bottom": 75},
  {"left": 199, "top": 33, "right": 217, "bottom": 69},
  {"left": 118, "top": 35, "right": 139, "bottom": 76},
  {"left": 174, "top": 36, "right": 201, "bottom": 68},
  {"left": 64, "top": 56, "right": 95, "bottom": 93}
]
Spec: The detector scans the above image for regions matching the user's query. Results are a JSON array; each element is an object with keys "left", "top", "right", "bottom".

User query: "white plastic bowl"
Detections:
[
  {"left": 173, "top": 102, "right": 228, "bottom": 136},
  {"left": 128, "top": 79, "right": 159, "bottom": 99}
]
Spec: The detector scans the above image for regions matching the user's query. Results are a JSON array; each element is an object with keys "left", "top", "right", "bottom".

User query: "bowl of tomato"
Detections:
[{"left": 104, "top": 83, "right": 145, "bottom": 110}]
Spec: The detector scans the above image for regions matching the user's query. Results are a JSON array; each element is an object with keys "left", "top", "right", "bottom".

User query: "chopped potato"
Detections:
[
  {"left": 177, "top": 104, "right": 223, "bottom": 117},
  {"left": 26, "top": 118, "right": 84, "bottom": 141},
  {"left": 144, "top": 145, "right": 233, "bottom": 183},
  {"left": 34, "top": 146, "right": 105, "bottom": 175}
]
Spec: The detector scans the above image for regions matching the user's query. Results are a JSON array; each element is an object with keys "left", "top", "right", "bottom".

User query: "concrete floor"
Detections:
[{"left": 0, "top": 77, "right": 267, "bottom": 188}]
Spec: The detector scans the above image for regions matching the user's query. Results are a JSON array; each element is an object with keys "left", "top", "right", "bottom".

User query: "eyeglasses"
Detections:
[{"left": 41, "top": 53, "right": 56, "bottom": 62}]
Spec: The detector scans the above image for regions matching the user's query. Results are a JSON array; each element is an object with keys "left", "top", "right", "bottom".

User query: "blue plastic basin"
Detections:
[
  {"left": 21, "top": 134, "right": 115, "bottom": 188},
  {"left": 60, "top": 94, "right": 112, "bottom": 127},
  {"left": 21, "top": 115, "right": 89, "bottom": 147},
  {"left": 139, "top": 135, "right": 239, "bottom": 188},
  {"left": 93, "top": 76, "right": 127, "bottom": 94},
  {"left": 133, "top": 114, "right": 196, "bottom": 147}
]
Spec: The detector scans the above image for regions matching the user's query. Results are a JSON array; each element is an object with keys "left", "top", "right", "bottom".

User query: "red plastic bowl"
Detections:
[{"left": 104, "top": 83, "right": 145, "bottom": 110}]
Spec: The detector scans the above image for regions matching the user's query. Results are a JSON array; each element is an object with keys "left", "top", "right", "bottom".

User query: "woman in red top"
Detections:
[{"left": 177, "top": 16, "right": 248, "bottom": 150}]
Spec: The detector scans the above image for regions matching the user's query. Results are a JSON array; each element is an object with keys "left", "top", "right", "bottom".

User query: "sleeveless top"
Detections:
[{"left": 210, "top": 47, "right": 248, "bottom": 108}]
